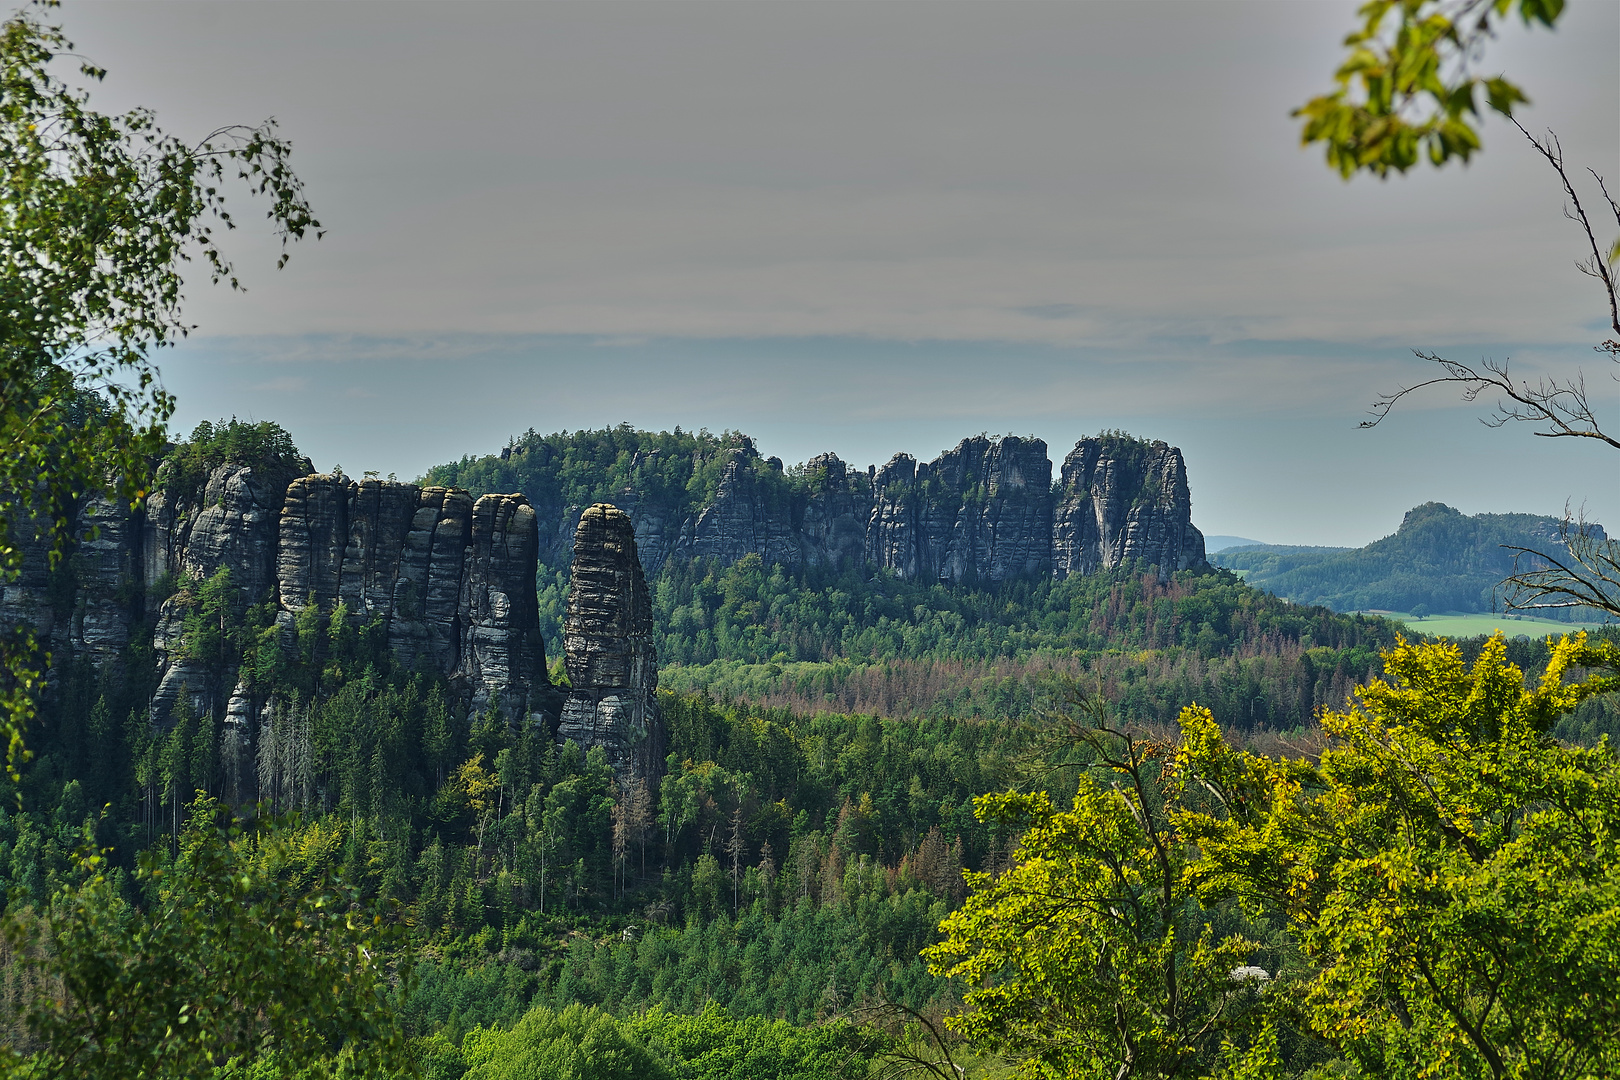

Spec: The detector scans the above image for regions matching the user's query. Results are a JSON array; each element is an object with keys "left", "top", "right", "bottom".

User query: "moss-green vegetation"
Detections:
[
  {"left": 154, "top": 418, "right": 307, "bottom": 496},
  {"left": 1212, "top": 502, "right": 1613, "bottom": 621},
  {"left": 422, "top": 424, "right": 767, "bottom": 521}
]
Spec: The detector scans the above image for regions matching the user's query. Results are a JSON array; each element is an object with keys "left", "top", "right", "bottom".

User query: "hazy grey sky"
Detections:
[{"left": 66, "top": 1, "right": 1619, "bottom": 545}]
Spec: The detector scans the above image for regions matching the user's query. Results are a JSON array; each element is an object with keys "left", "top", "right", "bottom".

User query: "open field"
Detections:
[{"left": 1372, "top": 611, "right": 1614, "bottom": 639}]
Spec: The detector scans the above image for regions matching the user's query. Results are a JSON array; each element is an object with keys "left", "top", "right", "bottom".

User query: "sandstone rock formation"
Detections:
[
  {"left": 556, "top": 504, "right": 664, "bottom": 780},
  {"left": 19, "top": 427, "right": 1208, "bottom": 799},
  {"left": 14, "top": 458, "right": 556, "bottom": 804},
  {"left": 517, "top": 432, "right": 1204, "bottom": 585},
  {"left": 1052, "top": 436, "right": 1207, "bottom": 577},
  {"left": 864, "top": 436, "right": 1055, "bottom": 583},
  {"left": 685, "top": 446, "right": 801, "bottom": 569},
  {"left": 797, "top": 453, "right": 871, "bottom": 570},
  {"left": 504, "top": 429, "right": 1208, "bottom": 592}
]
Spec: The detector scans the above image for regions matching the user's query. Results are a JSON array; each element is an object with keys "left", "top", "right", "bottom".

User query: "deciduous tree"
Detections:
[
  {"left": 1178, "top": 633, "right": 1620, "bottom": 1080},
  {"left": 0, "top": 797, "right": 410, "bottom": 1079},
  {"left": 1297, "top": 0, "right": 1564, "bottom": 178},
  {"left": 0, "top": 5, "right": 319, "bottom": 769}
]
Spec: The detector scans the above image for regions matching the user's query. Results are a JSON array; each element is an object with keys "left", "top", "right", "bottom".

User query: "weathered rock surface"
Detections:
[
  {"left": 16, "top": 460, "right": 555, "bottom": 807},
  {"left": 863, "top": 436, "right": 1056, "bottom": 583},
  {"left": 0, "top": 494, "right": 143, "bottom": 677},
  {"left": 1052, "top": 437, "right": 1207, "bottom": 577},
  {"left": 556, "top": 504, "right": 664, "bottom": 780},
  {"left": 683, "top": 444, "right": 801, "bottom": 569},
  {"left": 797, "top": 453, "right": 871, "bottom": 570},
  {"left": 460, "top": 492, "right": 550, "bottom": 719},
  {"left": 270, "top": 476, "right": 548, "bottom": 719},
  {"left": 145, "top": 461, "right": 300, "bottom": 604},
  {"left": 542, "top": 432, "right": 1203, "bottom": 585}
]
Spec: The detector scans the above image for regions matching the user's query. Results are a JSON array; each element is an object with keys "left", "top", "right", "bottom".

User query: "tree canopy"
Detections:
[
  {"left": 0, "top": 4, "right": 318, "bottom": 765},
  {"left": 1297, "top": 0, "right": 1564, "bottom": 178}
]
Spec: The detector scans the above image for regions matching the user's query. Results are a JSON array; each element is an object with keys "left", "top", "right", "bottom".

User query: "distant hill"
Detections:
[
  {"left": 1209, "top": 503, "right": 1610, "bottom": 622},
  {"left": 1205, "top": 534, "right": 1268, "bottom": 553}
]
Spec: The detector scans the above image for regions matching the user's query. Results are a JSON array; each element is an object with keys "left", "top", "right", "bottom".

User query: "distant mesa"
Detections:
[
  {"left": 476, "top": 431, "right": 1208, "bottom": 585},
  {"left": 1210, "top": 502, "right": 1611, "bottom": 622}
]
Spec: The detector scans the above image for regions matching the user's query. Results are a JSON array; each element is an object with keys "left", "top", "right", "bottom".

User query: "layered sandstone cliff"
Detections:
[
  {"left": 556, "top": 504, "right": 664, "bottom": 780},
  {"left": 19, "top": 460, "right": 554, "bottom": 802},
  {"left": 1052, "top": 436, "right": 1207, "bottom": 577},
  {"left": 522, "top": 433, "right": 1206, "bottom": 584}
]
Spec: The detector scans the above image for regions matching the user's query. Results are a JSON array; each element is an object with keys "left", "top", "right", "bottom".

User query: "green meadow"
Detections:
[{"left": 1380, "top": 611, "right": 1613, "bottom": 639}]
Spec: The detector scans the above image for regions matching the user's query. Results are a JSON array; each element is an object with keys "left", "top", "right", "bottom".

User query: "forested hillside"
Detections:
[
  {"left": 439, "top": 426, "right": 1394, "bottom": 730},
  {"left": 1211, "top": 501, "right": 1611, "bottom": 620},
  {"left": 4, "top": 423, "right": 1616, "bottom": 1079}
]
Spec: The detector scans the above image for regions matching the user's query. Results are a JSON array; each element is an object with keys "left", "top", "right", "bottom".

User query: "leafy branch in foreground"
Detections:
[
  {"left": 1179, "top": 632, "right": 1620, "bottom": 1080},
  {"left": 1296, "top": 0, "right": 1563, "bottom": 178},
  {"left": 925, "top": 689, "right": 1274, "bottom": 1080},
  {"left": 0, "top": 796, "right": 411, "bottom": 1080},
  {"left": 0, "top": 5, "right": 320, "bottom": 772}
]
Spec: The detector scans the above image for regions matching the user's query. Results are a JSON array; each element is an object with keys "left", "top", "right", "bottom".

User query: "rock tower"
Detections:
[{"left": 556, "top": 504, "right": 665, "bottom": 780}]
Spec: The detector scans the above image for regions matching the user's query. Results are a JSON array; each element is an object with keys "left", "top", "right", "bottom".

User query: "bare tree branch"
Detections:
[
  {"left": 1361, "top": 125, "right": 1620, "bottom": 446},
  {"left": 1361, "top": 351, "right": 1620, "bottom": 450},
  {"left": 1500, "top": 513, "right": 1620, "bottom": 621},
  {"left": 1509, "top": 121, "right": 1620, "bottom": 339},
  {"left": 1360, "top": 127, "right": 1619, "bottom": 626}
]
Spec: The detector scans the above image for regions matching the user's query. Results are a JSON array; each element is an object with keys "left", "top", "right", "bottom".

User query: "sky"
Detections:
[{"left": 62, "top": 0, "right": 1620, "bottom": 546}]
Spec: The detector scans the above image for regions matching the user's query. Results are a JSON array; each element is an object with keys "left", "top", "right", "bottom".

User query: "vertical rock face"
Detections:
[
  {"left": 146, "top": 462, "right": 303, "bottom": 728},
  {"left": 0, "top": 519, "right": 69, "bottom": 672},
  {"left": 460, "top": 493, "right": 550, "bottom": 719},
  {"left": 541, "top": 431, "right": 1201, "bottom": 585},
  {"left": 143, "top": 466, "right": 275, "bottom": 600},
  {"left": 864, "top": 453, "right": 926, "bottom": 579},
  {"left": 270, "top": 477, "right": 548, "bottom": 717},
  {"left": 557, "top": 504, "right": 664, "bottom": 780},
  {"left": 513, "top": 431, "right": 1201, "bottom": 589},
  {"left": 73, "top": 495, "right": 140, "bottom": 671},
  {"left": 797, "top": 453, "right": 870, "bottom": 570},
  {"left": 1052, "top": 436, "right": 1207, "bottom": 578},
  {"left": 113, "top": 467, "right": 554, "bottom": 806},
  {"left": 684, "top": 443, "right": 800, "bottom": 568},
  {"left": 864, "top": 436, "right": 1055, "bottom": 583}
]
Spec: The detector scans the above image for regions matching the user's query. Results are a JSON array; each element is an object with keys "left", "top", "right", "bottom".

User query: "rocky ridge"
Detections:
[
  {"left": 517, "top": 433, "right": 1206, "bottom": 583},
  {"left": 555, "top": 505, "right": 664, "bottom": 780},
  {"left": 15, "top": 460, "right": 557, "bottom": 801}
]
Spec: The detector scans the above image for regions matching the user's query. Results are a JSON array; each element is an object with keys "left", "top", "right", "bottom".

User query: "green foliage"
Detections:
[
  {"left": 422, "top": 425, "right": 758, "bottom": 529},
  {"left": 155, "top": 418, "right": 306, "bottom": 497},
  {"left": 652, "top": 561, "right": 1397, "bottom": 731},
  {"left": 0, "top": 5, "right": 317, "bottom": 772},
  {"left": 1178, "top": 632, "right": 1620, "bottom": 1078},
  {"left": 459, "top": 1004, "right": 672, "bottom": 1080},
  {"left": 0, "top": 797, "right": 410, "bottom": 1079},
  {"left": 1296, "top": 0, "right": 1561, "bottom": 177},
  {"left": 1212, "top": 502, "right": 1611, "bottom": 621},
  {"left": 629, "top": 1005, "right": 865, "bottom": 1080},
  {"left": 925, "top": 705, "right": 1272, "bottom": 1080},
  {"left": 410, "top": 1003, "right": 873, "bottom": 1080}
]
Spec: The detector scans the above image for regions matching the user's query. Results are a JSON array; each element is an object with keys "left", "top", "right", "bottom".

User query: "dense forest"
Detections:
[
  {"left": 1211, "top": 501, "right": 1612, "bottom": 620},
  {"left": 10, "top": 1, "right": 1620, "bottom": 1071},
  {"left": 2, "top": 423, "right": 1617, "bottom": 1079},
  {"left": 447, "top": 426, "right": 1397, "bottom": 729}
]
